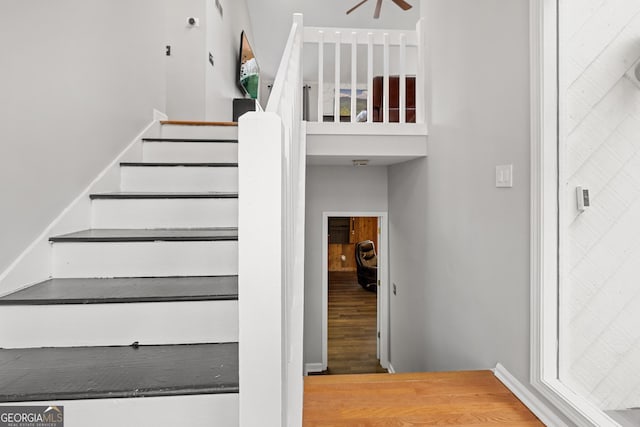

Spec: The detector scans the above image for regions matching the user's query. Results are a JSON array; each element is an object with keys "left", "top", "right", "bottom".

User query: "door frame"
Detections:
[
  {"left": 530, "top": 1, "right": 619, "bottom": 425},
  {"left": 321, "top": 211, "right": 389, "bottom": 371}
]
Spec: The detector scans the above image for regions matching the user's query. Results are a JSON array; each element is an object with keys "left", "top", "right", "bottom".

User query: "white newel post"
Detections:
[{"left": 238, "top": 112, "right": 284, "bottom": 427}]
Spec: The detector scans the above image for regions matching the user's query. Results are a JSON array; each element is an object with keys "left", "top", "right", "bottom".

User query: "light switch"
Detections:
[{"left": 496, "top": 164, "right": 513, "bottom": 188}]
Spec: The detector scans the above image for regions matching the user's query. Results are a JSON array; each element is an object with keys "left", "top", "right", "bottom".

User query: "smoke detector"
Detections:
[{"left": 352, "top": 159, "right": 369, "bottom": 167}]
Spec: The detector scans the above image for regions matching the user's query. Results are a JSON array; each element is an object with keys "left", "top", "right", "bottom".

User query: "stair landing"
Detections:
[{"left": 304, "top": 370, "right": 544, "bottom": 426}]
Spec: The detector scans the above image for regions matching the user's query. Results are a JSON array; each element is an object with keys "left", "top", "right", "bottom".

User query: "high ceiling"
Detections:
[{"left": 245, "top": 0, "right": 421, "bottom": 80}]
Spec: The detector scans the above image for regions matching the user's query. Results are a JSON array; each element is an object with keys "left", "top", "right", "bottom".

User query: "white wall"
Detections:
[
  {"left": 560, "top": 0, "right": 640, "bottom": 410},
  {"left": 0, "top": 0, "right": 165, "bottom": 276},
  {"left": 165, "top": 0, "right": 256, "bottom": 120},
  {"left": 205, "top": 0, "right": 256, "bottom": 119},
  {"left": 246, "top": 0, "right": 421, "bottom": 81},
  {"left": 304, "top": 165, "right": 388, "bottom": 365},
  {"left": 388, "top": 2, "right": 571, "bottom": 421},
  {"left": 165, "top": 0, "right": 206, "bottom": 120}
]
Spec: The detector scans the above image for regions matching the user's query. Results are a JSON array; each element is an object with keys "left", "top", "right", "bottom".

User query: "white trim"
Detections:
[
  {"left": 387, "top": 363, "right": 396, "bottom": 374},
  {"left": 304, "top": 363, "right": 324, "bottom": 376},
  {"left": 153, "top": 109, "right": 168, "bottom": 121},
  {"left": 0, "top": 113, "right": 162, "bottom": 296},
  {"left": 494, "top": 363, "right": 569, "bottom": 427},
  {"left": 304, "top": 26, "right": 418, "bottom": 46},
  {"left": 321, "top": 211, "right": 389, "bottom": 371},
  {"left": 306, "top": 122, "right": 428, "bottom": 136},
  {"left": 530, "top": 2, "right": 621, "bottom": 426}
]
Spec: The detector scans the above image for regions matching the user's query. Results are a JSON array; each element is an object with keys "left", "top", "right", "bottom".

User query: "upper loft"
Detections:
[
  {"left": 302, "top": 22, "right": 428, "bottom": 166},
  {"left": 257, "top": 10, "right": 428, "bottom": 167}
]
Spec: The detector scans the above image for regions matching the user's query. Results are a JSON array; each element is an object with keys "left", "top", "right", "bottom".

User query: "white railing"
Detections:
[
  {"left": 304, "top": 19, "right": 424, "bottom": 124},
  {"left": 238, "top": 13, "right": 305, "bottom": 427}
]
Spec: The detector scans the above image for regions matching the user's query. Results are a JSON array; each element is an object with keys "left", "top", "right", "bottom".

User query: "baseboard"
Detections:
[
  {"left": 387, "top": 363, "right": 396, "bottom": 374},
  {"left": 494, "top": 363, "right": 569, "bottom": 427},
  {"left": 304, "top": 363, "right": 324, "bottom": 376},
  {"left": 0, "top": 112, "right": 164, "bottom": 297}
]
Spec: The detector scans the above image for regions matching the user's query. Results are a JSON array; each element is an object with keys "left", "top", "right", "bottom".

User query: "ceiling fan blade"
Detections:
[
  {"left": 373, "top": 0, "right": 383, "bottom": 18},
  {"left": 391, "top": 0, "right": 413, "bottom": 11},
  {"left": 346, "top": 0, "right": 369, "bottom": 15}
]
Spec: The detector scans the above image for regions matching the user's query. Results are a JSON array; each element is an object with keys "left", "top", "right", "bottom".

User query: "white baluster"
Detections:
[
  {"left": 399, "top": 33, "right": 406, "bottom": 124},
  {"left": 317, "top": 31, "right": 324, "bottom": 123},
  {"left": 334, "top": 31, "right": 341, "bottom": 123},
  {"left": 367, "top": 32, "right": 373, "bottom": 123},
  {"left": 416, "top": 18, "right": 425, "bottom": 124},
  {"left": 351, "top": 32, "right": 357, "bottom": 123},
  {"left": 383, "top": 33, "right": 389, "bottom": 123}
]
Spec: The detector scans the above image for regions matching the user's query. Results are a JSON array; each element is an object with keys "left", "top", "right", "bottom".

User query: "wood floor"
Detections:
[
  {"left": 327, "top": 271, "right": 386, "bottom": 374},
  {"left": 304, "top": 371, "right": 544, "bottom": 426}
]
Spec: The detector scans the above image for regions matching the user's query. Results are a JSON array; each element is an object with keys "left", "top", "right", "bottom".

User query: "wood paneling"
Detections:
[
  {"left": 328, "top": 244, "right": 356, "bottom": 271},
  {"left": 326, "top": 271, "right": 386, "bottom": 374},
  {"left": 328, "top": 217, "right": 378, "bottom": 272},
  {"left": 304, "top": 371, "right": 544, "bottom": 426}
]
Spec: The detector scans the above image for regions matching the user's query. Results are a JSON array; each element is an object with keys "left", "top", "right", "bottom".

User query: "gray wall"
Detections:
[
  {"left": 165, "top": 0, "right": 255, "bottom": 120},
  {"left": 205, "top": 0, "right": 255, "bottom": 120},
  {"left": 388, "top": 3, "right": 572, "bottom": 422},
  {"left": 389, "top": 0, "right": 532, "bottom": 382},
  {"left": 0, "top": 0, "right": 166, "bottom": 275},
  {"left": 388, "top": 158, "right": 429, "bottom": 371},
  {"left": 165, "top": 0, "right": 206, "bottom": 120},
  {"left": 304, "top": 165, "right": 388, "bottom": 365}
]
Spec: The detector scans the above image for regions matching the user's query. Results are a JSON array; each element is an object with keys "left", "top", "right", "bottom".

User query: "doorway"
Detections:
[{"left": 321, "top": 212, "right": 389, "bottom": 374}]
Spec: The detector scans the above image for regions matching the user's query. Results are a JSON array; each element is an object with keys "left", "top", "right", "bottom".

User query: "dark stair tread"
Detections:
[
  {"left": 120, "top": 162, "right": 238, "bottom": 167},
  {"left": 0, "top": 276, "right": 238, "bottom": 305},
  {"left": 141, "top": 138, "right": 237, "bottom": 143},
  {"left": 49, "top": 228, "right": 238, "bottom": 243},
  {"left": 0, "top": 343, "right": 238, "bottom": 402},
  {"left": 90, "top": 192, "right": 238, "bottom": 200}
]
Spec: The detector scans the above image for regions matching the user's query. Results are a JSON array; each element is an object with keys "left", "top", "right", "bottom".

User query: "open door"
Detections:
[{"left": 321, "top": 212, "right": 389, "bottom": 374}]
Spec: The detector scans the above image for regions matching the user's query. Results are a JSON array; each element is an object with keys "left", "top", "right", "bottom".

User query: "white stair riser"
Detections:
[
  {"left": 121, "top": 166, "right": 238, "bottom": 192},
  {"left": 33, "top": 394, "right": 238, "bottom": 427},
  {"left": 142, "top": 142, "right": 238, "bottom": 163},
  {"left": 92, "top": 198, "right": 238, "bottom": 228},
  {"left": 160, "top": 125, "right": 238, "bottom": 140},
  {"left": 0, "top": 300, "right": 238, "bottom": 348},
  {"left": 53, "top": 241, "right": 238, "bottom": 277}
]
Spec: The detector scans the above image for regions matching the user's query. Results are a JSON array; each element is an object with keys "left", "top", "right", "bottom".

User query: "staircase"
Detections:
[{"left": 0, "top": 122, "right": 241, "bottom": 427}]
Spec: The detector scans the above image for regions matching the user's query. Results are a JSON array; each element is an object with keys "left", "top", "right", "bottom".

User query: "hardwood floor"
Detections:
[
  {"left": 304, "top": 371, "right": 544, "bottom": 426},
  {"left": 326, "top": 271, "right": 386, "bottom": 375}
]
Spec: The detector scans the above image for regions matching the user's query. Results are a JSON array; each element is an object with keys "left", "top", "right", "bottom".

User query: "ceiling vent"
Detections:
[{"left": 352, "top": 159, "right": 370, "bottom": 167}]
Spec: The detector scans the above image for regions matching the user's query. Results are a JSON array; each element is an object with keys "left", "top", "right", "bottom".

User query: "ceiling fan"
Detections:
[{"left": 346, "top": 0, "right": 412, "bottom": 19}]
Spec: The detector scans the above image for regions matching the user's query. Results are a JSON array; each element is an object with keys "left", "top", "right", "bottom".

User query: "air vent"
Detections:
[{"left": 352, "top": 159, "right": 369, "bottom": 167}]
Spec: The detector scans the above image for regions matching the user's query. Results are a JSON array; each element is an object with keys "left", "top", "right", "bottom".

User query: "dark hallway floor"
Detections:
[{"left": 326, "top": 271, "right": 386, "bottom": 374}]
